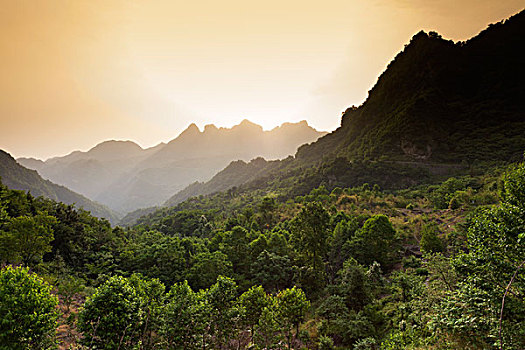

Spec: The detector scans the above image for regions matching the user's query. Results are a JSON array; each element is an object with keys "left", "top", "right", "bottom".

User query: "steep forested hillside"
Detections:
[
  {"left": 164, "top": 157, "right": 291, "bottom": 207},
  {"left": 296, "top": 10, "right": 524, "bottom": 164},
  {"left": 5, "top": 153, "right": 518, "bottom": 349},
  {"left": 0, "top": 150, "right": 119, "bottom": 223}
]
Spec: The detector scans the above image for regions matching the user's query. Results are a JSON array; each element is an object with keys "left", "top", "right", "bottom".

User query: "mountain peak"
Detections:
[
  {"left": 204, "top": 124, "right": 219, "bottom": 133},
  {"left": 179, "top": 123, "right": 201, "bottom": 137},
  {"left": 89, "top": 140, "right": 142, "bottom": 152},
  {"left": 279, "top": 120, "right": 310, "bottom": 129},
  {"left": 235, "top": 119, "right": 263, "bottom": 131}
]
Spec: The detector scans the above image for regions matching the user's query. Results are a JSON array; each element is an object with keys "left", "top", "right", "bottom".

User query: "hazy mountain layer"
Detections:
[
  {"left": 0, "top": 150, "right": 119, "bottom": 223},
  {"left": 18, "top": 120, "right": 325, "bottom": 213}
]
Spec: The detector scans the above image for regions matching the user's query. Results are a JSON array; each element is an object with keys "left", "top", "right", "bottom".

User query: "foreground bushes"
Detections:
[
  {"left": 78, "top": 274, "right": 310, "bottom": 350},
  {"left": 0, "top": 265, "right": 59, "bottom": 350}
]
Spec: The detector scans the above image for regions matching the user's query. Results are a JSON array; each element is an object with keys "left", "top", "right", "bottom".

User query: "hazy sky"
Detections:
[{"left": 1, "top": 0, "right": 523, "bottom": 159}]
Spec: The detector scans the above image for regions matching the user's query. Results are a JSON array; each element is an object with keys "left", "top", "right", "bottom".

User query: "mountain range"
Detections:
[
  {"left": 10, "top": 10, "right": 525, "bottom": 223},
  {"left": 18, "top": 120, "right": 325, "bottom": 214},
  {"left": 0, "top": 150, "right": 119, "bottom": 223},
  {"left": 159, "top": 10, "right": 525, "bottom": 209}
]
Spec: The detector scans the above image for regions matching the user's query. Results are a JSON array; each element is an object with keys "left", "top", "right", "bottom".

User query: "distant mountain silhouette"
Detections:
[
  {"left": 0, "top": 150, "right": 119, "bottom": 223},
  {"left": 19, "top": 140, "right": 164, "bottom": 213},
  {"left": 163, "top": 10, "right": 525, "bottom": 208},
  {"left": 18, "top": 121, "right": 325, "bottom": 213}
]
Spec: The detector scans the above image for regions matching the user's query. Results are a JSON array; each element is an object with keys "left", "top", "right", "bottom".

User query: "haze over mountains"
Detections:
[
  {"left": 18, "top": 120, "right": 325, "bottom": 214},
  {"left": 0, "top": 150, "right": 119, "bottom": 223},
  {"left": 8, "top": 10, "right": 525, "bottom": 224}
]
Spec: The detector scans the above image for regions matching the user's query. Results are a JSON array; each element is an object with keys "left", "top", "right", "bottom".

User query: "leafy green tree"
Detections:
[
  {"left": 239, "top": 285, "right": 270, "bottom": 341},
  {"left": 78, "top": 275, "right": 144, "bottom": 350},
  {"left": 258, "top": 196, "right": 277, "bottom": 229},
  {"left": 328, "top": 218, "right": 358, "bottom": 281},
  {"left": 428, "top": 177, "right": 471, "bottom": 209},
  {"left": 266, "top": 230, "right": 289, "bottom": 256},
  {"left": 120, "top": 231, "right": 188, "bottom": 286},
  {"left": 291, "top": 202, "right": 331, "bottom": 272},
  {"left": 0, "top": 213, "right": 56, "bottom": 266},
  {"left": 162, "top": 281, "right": 209, "bottom": 350},
  {"left": 206, "top": 276, "right": 244, "bottom": 349},
  {"left": 437, "top": 203, "right": 525, "bottom": 348},
  {"left": 251, "top": 250, "right": 294, "bottom": 292},
  {"left": 319, "top": 259, "right": 385, "bottom": 347},
  {"left": 128, "top": 274, "right": 165, "bottom": 349},
  {"left": 275, "top": 286, "right": 310, "bottom": 349},
  {"left": 348, "top": 215, "right": 397, "bottom": 269},
  {"left": 0, "top": 265, "right": 59, "bottom": 350},
  {"left": 220, "top": 226, "right": 251, "bottom": 278},
  {"left": 254, "top": 301, "right": 282, "bottom": 350},
  {"left": 317, "top": 295, "right": 349, "bottom": 344},
  {"left": 187, "top": 251, "right": 233, "bottom": 290},
  {"left": 248, "top": 234, "right": 268, "bottom": 262},
  {"left": 499, "top": 162, "right": 525, "bottom": 207},
  {"left": 419, "top": 223, "right": 444, "bottom": 254},
  {"left": 432, "top": 163, "right": 525, "bottom": 349},
  {"left": 336, "top": 258, "right": 373, "bottom": 312}
]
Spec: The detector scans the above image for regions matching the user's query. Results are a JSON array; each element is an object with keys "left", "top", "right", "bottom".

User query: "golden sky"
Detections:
[{"left": 1, "top": 0, "right": 523, "bottom": 159}]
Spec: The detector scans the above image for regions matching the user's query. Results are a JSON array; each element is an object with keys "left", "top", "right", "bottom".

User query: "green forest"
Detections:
[{"left": 1, "top": 158, "right": 524, "bottom": 349}]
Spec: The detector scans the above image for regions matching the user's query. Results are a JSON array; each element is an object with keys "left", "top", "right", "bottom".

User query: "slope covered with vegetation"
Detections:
[
  {"left": 0, "top": 150, "right": 119, "bottom": 223},
  {"left": 1, "top": 154, "right": 524, "bottom": 349},
  {"left": 296, "top": 10, "right": 525, "bottom": 164}
]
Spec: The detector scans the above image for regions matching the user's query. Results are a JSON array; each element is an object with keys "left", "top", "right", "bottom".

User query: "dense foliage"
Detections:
[
  {"left": 1, "top": 155, "right": 523, "bottom": 349},
  {"left": 0, "top": 265, "right": 59, "bottom": 350}
]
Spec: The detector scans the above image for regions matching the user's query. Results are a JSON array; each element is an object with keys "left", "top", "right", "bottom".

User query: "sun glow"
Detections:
[{"left": 1, "top": 0, "right": 523, "bottom": 159}]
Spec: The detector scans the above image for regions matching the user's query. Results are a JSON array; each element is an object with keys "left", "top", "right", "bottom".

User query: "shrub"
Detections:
[
  {"left": 318, "top": 335, "right": 335, "bottom": 350},
  {"left": 0, "top": 265, "right": 59, "bottom": 350},
  {"left": 78, "top": 276, "right": 144, "bottom": 350},
  {"left": 448, "top": 195, "right": 461, "bottom": 209},
  {"left": 419, "top": 223, "right": 444, "bottom": 254}
]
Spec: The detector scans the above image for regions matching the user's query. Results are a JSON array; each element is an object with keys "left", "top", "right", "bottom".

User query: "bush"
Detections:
[
  {"left": 419, "top": 223, "right": 444, "bottom": 254},
  {"left": 0, "top": 265, "right": 59, "bottom": 350},
  {"left": 78, "top": 276, "right": 144, "bottom": 350},
  {"left": 354, "top": 337, "right": 377, "bottom": 350},
  {"left": 318, "top": 335, "right": 335, "bottom": 350}
]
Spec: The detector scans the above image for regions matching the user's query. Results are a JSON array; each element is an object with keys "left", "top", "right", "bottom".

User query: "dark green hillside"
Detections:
[
  {"left": 0, "top": 150, "right": 119, "bottom": 223},
  {"left": 296, "top": 10, "right": 525, "bottom": 164}
]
